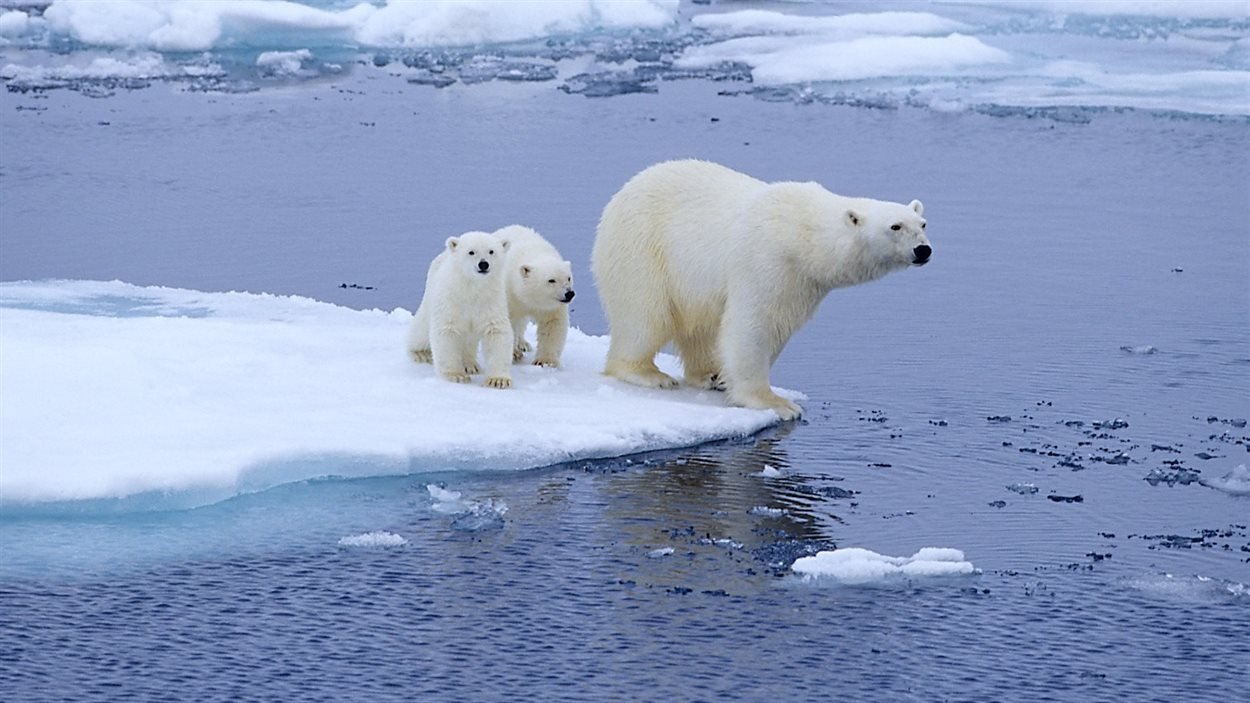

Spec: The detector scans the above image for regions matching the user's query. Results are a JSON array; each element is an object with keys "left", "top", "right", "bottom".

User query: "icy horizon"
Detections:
[
  {"left": 1, "top": 0, "right": 1247, "bottom": 117},
  {"left": 0, "top": 279, "right": 790, "bottom": 511}
]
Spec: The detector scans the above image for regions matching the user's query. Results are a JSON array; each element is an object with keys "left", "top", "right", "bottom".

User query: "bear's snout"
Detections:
[
  {"left": 562, "top": 289, "right": 576, "bottom": 303},
  {"left": 912, "top": 244, "right": 931, "bottom": 266},
  {"left": 477, "top": 259, "right": 491, "bottom": 273}
]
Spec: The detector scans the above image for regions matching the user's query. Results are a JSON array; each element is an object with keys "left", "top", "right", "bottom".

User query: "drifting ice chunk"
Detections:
[
  {"left": 560, "top": 71, "right": 657, "bottom": 97},
  {"left": 338, "top": 531, "right": 408, "bottom": 547},
  {"left": 792, "top": 547, "right": 976, "bottom": 583},
  {"left": 1200, "top": 464, "right": 1250, "bottom": 496}
]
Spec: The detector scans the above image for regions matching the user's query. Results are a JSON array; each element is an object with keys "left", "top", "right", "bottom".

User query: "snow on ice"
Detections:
[{"left": 0, "top": 280, "right": 789, "bottom": 508}]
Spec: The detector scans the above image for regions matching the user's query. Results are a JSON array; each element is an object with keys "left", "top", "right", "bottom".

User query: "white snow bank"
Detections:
[
  {"left": 941, "top": 1, "right": 1250, "bottom": 20},
  {"left": 338, "top": 531, "right": 408, "bottom": 548},
  {"left": 792, "top": 547, "right": 977, "bottom": 583},
  {"left": 37, "top": 0, "right": 679, "bottom": 51},
  {"left": 0, "top": 280, "right": 787, "bottom": 508},
  {"left": 1200, "top": 464, "right": 1250, "bottom": 496},
  {"left": 679, "top": 32, "right": 1010, "bottom": 85},
  {"left": 692, "top": 10, "right": 969, "bottom": 38}
]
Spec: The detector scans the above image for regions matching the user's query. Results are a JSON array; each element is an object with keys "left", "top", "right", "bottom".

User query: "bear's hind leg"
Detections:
[
  {"left": 406, "top": 302, "right": 433, "bottom": 363},
  {"left": 675, "top": 327, "right": 723, "bottom": 390},
  {"left": 604, "top": 328, "right": 678, "bottom": 389},
  {"left": 511, "top": 315, "right": 531, "bottom": 363}
]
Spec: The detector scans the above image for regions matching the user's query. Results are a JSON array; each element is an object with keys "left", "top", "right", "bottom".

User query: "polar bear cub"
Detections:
[
  {"left": 592, "top": 159, "right": 932, "bottom": 420},
  {"left": 495, "top": 224, "right": 575, "bottom": 368},
  {"left": 406, "top": 230, "right": 514, "bottom": 388}
]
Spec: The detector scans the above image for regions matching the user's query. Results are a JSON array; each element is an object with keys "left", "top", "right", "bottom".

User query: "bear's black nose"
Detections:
[
  {"left": 562, "top": 290, "right": 576, "bottom": 303},
  {"left": 477, "top": 259, "right": 490, "bottom": 273},
  {"left": 913, "top": 244, "right": 932, "bottom": 265}
]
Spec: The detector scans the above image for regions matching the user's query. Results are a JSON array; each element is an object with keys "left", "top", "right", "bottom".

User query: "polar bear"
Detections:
[
  {"left": 406, "top": 230, "right": 514, "bottom": 388},
  {"left": 495, "top": 224, "right": 575, "bottom": 368},
  {"left": 591, "top": 159, "right": 932, "bottom": 420}
]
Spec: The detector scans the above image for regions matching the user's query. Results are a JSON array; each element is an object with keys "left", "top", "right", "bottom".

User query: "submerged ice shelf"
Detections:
[{"left": 0, "top": 280, "right": 788, "bottom": 511}]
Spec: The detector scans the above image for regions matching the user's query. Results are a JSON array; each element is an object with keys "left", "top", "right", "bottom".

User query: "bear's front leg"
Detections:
[
  {"left": 719, "top": 299, "right": 802, "bottom": 420},
  {"left": 480, "top": 320, "right": 514, "bottom": 389},
  {"left": 431, "top": 324, "right": 472, "bottom": 383},
  {"left": 532, "top": 311, "right": 568, "bottom": 368}
]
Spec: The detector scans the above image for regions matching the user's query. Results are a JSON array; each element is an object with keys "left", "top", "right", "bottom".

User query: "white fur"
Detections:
[
  {"left": 495, "top": 224, "right": 575, "bottom": 368},
  {"left": 406, "top": 230, "right": 514, "bottom": 389},
  {"left": 590, "top": 159, "right": 931, "bottom": 420}
]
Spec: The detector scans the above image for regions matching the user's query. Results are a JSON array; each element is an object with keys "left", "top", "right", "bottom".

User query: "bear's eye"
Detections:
[
  {"left": 489, "top": 249, "right": 494, "bottom": 255},
  {"left": 548, "top": 279, "right": 557, "bottom": 284},
  {"left": 468, "top": 250, "right": 475, "bottom": 256},
  {"left": 890, "top": 224, "right": 901, "bottom": 231},
  {"left": 921, "top": 222, "right": 926, "bottom": 229}
]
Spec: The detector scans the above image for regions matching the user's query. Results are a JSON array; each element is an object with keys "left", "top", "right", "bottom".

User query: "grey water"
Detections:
[{"left": 2, "top": 65, "right": 1249, "bottom": 701}]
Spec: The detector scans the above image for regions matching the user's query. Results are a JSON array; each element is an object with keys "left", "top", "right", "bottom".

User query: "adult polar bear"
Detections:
[{"left": 591, "top": 159, "right": 932, "bottom": 420}]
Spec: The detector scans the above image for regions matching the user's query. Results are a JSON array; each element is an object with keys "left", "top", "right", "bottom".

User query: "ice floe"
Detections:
[
  {"left": 0, "top": 280, "right": 788, "bottom": 510},
  {"left": 792, "top": 547, "right": 977, "bottom": 584}
]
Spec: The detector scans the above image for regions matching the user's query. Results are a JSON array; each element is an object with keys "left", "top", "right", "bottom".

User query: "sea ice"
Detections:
[
  {"left": 426, "top": 484, "right": 508, "bottom": 531},
  {"left": 1199, "top": 464, "right": 1250, "bottom": 496},
  {"left": 1125, "top": 573, "right": 1250, "bottom": 602},
  {"left": 337, "top": 531, "right": 408, "bottom": 548},
  {"left": 559, "top": 70, "right": 657, "bottom": 97},
  {"left": 792, "top": 547, "right": 977, "bottom": 584},
  {"left": 0, "top": 280, "right": 789, "bottom": 510}
]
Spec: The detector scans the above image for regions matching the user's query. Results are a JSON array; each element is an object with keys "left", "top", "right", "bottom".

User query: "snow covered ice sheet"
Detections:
[{"left": 0, "top": 280, "right": 789, "bottom": 509}]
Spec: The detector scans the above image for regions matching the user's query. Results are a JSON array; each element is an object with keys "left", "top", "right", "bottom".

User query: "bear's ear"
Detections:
[
  {"left": 499, "top": 239, "right": 510, "bottom": 250},
  {"left": 520, "top": 265, "right": 532, "bottom": 278},
  {"left": 909, "top": 199, "right": 924, "bottom": 215},
  {"left": 845, "top": 209, "right": 863, "bottom": 228},
  {"left": 445, "top": 236, "right": 459, "bottom": 252}
]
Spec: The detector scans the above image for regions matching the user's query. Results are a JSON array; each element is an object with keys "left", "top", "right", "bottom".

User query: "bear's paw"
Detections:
[{"left": 484, "top": 375, "right": 512, "bottom": 389}]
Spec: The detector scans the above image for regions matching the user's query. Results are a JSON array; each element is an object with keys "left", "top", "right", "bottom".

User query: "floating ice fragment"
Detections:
[
  {"left": 758, "top": 464, "right": 781, "bottom": 477},
  {"left": 256, "top": 49, "right": 313, "bottom": 77},
  {"left": 1120, "top": 345, "right": 1158, "bottom": 355},
  {"left": 1006, "top": 483, "right": 1039, "bottom": 495},
  {"left": 792, "top": 547, "right": 976, "bottom": 583},
  {"left": 427, "top": 484, "right": 508, "bottom": 531},
  {"left": 1199, "top": 464, "right": 1250, "bottom": 496},
  {"left": 1125, "top": 573, "right": 1249, "bottom": 602},
  {"left": 1144, "top": 467, "right": 1202, "bottom": 487},
  {"left": 560, "top": 71, "right": 657, "bottom": 97},
  {"left": 427, "top": 484, "right": 465, "bottom": 513},
  {"left": 450, "top": 499, "right": 508, "bottom": 532},
  {"left": 1092, "top": 418, "right": 1129, "bottom": 430},
  {"left": 647, "top": 547, "right": 675, "bottom": 558},
  {"left": 338, "top": 531, "right": 408, "bottom": 547},
  {"left": 750, "top": 505, "right": 786, "bottom": 517}
]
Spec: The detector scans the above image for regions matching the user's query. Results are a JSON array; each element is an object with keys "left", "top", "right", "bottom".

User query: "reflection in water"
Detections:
[{"left": 525, "top": 425, "right": 856, "bottom": 590}]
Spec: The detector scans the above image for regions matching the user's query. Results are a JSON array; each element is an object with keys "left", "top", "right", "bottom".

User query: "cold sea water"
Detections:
[{"left": 1, "top": 1, "right": 1249, "bottom": 701}]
